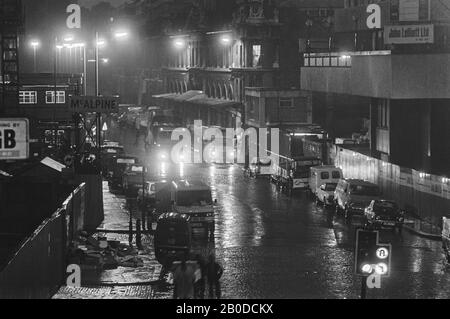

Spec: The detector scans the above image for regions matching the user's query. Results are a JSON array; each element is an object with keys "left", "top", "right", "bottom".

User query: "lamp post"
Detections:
[
  {"left": 305, "top": 18, "right": 313, "bottom": 66},
  {"left": 30, "top": 40, "right": 40, "bottom": 73},
  {"left": 352, "top": 15, "right": 359, "bottom": 51}
]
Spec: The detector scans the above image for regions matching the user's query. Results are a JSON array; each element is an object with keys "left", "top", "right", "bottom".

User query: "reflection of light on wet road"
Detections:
[
  {"left": 179, "top": 163, "right": 185, "bottom": 178},
  {"left": 250, "top": 207, "right": 265, "bottom": 246},
  {"left": 160, "top": 162, "right": 167, "bottom": 177},
  {"left": 210, "top": 165, "right": 216, "bottom": 178}
]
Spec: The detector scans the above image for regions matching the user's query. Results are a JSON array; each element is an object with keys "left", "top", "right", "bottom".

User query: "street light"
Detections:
[
  {"left": 220, "top": 35, "right": 232, "bottom": 45},
  {"left": 30, "top": 40, "right": 40, "bottom": 73},
  {"left": 114, "top": 31, "right": 129, "bottom": 39},
  {"left": 174, "top": 39, "right": 186, "bottom": 49}
]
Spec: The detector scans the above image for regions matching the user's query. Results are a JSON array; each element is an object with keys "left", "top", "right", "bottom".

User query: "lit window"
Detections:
[
  {"left": 252, "top": 45, "right": 261, "bottom": 67},
  {"left": 19, "top": 91, "right": 37, "bottom": 104},
  {"left": 46, "top": 91, "right": 66, "bottom": 104}
]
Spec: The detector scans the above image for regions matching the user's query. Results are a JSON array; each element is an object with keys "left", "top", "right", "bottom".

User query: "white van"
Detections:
[{"left": 310, "top": 166, "right": 343, "bottom": 195}]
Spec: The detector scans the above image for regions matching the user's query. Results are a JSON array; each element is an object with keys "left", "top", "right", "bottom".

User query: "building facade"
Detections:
[
  {"left": 301, "top": 0, "right": 450, "bottom": 176},
  {"left": 138, "top": 0, "right": 345, "bottom": 131}
]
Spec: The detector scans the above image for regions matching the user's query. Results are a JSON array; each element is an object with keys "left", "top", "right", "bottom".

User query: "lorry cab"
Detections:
[
  {"left": 289, "top": 156, "right": 322, "bottom": 190},
  {"left": 249, "top": 157, "right": 273, "bottom": 177},
  {"left": 171, "top": 180, "right": 215, "bottom": 239},
  {"left": 154, "top": 212, "right": 192, "bottom": 266},
  {"left": 310, "top": 166, "right": 343, "bottom": 194}
]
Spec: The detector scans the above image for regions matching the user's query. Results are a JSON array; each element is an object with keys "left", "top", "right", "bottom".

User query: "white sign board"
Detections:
[
  {"left": 0, "top": 118, "right": 29, "bottom": 160},
  {"left": 69, "top": 96, "right": 120, "bottom": 114},
  {"left": 385, "top": 24, "right": 434, "bottom": 44}
]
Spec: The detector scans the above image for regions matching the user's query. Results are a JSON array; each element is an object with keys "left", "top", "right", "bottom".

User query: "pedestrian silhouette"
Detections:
[
  {"left": 206, "top": 254, "right": 223, "bottom": 299},
  {"left": 194, "top": 254, "right": 206, "bottom": 299},
  {"left": 173, "top": 258, "right": 195, "bottom": 299}
]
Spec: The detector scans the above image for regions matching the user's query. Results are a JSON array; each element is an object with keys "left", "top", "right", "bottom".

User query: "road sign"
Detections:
[
  {"left": 0, "top": 118, "right": 29, "bottom": 160},
  {"left": 69, "top": 96, "right": 120, "bottom": 114},
  {"left": 355, "top": 229, "right": 392, "bottom": 277}
]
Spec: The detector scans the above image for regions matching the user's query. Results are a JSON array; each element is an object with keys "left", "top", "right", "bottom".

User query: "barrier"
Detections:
[
  {"left": 333, "top": 146, "right": 450, "bottom": 235},
  {"left": 0, "top": 184, "right": 86, "bottom": 299}
]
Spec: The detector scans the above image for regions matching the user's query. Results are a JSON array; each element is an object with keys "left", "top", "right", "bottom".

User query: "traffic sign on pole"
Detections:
[{"left": 355, "top": 229, "right": 392, "bottom": 277}]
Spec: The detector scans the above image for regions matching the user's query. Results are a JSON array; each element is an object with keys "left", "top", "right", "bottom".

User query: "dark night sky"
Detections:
[{"left": 78, "top": 0, "right": 129, "bottom": 8}]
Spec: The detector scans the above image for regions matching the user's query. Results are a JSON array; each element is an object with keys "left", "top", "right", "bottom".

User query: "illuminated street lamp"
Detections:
[
  {"left": 220, "top": 35, "right": 232, "bottom": 45},
  {"left": 114, "top": 31, "right": 129, "bottom": 39},
  {"left": 30, "top": 40, "right": 40, "bottom": 73},
  {"left": 174, "top": 38, "right": 186, "bottom": 49}
]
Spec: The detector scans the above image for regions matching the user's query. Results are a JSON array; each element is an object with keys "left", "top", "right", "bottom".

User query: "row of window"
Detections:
[{"left": 19, "top": 91, "right": 66, "bottom": 104}]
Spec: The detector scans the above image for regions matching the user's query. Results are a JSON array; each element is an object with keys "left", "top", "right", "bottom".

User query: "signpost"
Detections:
[
  {"left": 355, "top": 229, "right": 392, "bottom": 299},
  {"left": 0, "top": 118, "right": 29, "bottom": 160},
  {"left": 69, "top": 96, "right": 120, "bottom": 114}
]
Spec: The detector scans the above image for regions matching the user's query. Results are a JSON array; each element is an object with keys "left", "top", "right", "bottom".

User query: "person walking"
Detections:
[
  {"left": 173, "top": 259, "right": 195, "bottom": 299},
  {"left": 194, "top": 254, "right": 206, "bottom": 299},
  {"left": 206, "top": 254, "right": 223, "bottom": 299}
]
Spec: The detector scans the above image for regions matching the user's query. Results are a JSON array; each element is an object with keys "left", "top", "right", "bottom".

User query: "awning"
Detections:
[
  {"left": 152, "top": 90, "right": 204, "bottom": 102},
  {"left": 152, "top": 93, "right": 178, "bottom": 99}
]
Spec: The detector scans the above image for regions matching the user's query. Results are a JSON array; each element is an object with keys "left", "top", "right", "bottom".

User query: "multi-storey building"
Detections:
[
  {"left": 0, "top": 0, "right": 22, "bottom": 115},
  {"left": 301, "top": 0, "right": 450, "bottom": 176},
  {"left": 144, "top": 0, "right": 342, "bottom": 132}
]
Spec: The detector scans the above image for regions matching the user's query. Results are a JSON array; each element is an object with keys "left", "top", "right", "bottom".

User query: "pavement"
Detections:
[{"left": 53, "top": 180, "right": 162, "bottom": 299}]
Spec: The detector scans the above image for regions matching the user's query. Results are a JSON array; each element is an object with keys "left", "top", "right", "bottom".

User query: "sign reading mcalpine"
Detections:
[
  {"left": 69, "top": 96, "right": 120, "bottom": 114},
  {"left": 0, "top": 118, "right": 29, "bottom": 160}
]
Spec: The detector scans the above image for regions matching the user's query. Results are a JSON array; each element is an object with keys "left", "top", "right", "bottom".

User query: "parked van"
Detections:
[
  {"left": 334, "top": 179, "right": 381, "bottom": 220},
  {"left": 310, "top": 166, "right": 343, "bottom": 195}
]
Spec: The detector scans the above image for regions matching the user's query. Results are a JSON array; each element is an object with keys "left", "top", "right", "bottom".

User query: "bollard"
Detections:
[{"left": 136, "top": 219, "right": 143, "bottom": 250}]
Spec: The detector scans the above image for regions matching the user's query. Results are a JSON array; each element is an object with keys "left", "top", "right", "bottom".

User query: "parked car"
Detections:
[
  {"left": 154, "top": 213, "right": 192, "bottom": 267},
  {"left": 315, "top": 182, "right": 338, "bottom": 207},
  {"left": 364, "top": 200, "right": 405, "bottom": 231},
  {"left": 335, "top": 179, "right": 381, "bottom": 220}
]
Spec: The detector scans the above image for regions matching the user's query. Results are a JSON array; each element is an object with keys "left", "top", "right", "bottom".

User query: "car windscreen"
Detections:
[
  {"left": 373, "top": 202, "right": 399, "bottom": 214},
  {"left": 349, "top": 185, "right": 380, "bottom": 196},
  {"left": 177, "top": 190, "right": 212, "bottom": 206},
  {"left": 325, "top": 183, "right": 338, "bottom": 191}
]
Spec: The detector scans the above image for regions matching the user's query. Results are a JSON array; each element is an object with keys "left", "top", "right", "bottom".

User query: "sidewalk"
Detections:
[
  {"left": 403, "top": 218, "right": 442, "bottom": 241},
  {"left": 53, "top": 181, "right": 162, "bottom": 299}
]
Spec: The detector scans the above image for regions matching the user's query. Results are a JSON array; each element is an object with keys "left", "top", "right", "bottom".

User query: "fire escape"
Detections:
[{"left": 0, "top": 0, "right": 22, "bottom": 115}]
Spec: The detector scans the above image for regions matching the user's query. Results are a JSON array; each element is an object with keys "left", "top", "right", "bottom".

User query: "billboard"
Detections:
[{"left": 0, "top": 118, "right": 29, "bottom": 160}]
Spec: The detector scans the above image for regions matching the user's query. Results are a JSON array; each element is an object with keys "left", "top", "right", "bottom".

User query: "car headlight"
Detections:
[{"left": 159, "top": 152, "right": 167, "bottom": 160}]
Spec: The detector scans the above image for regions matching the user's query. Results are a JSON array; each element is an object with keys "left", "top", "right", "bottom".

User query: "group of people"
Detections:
[{"left": 173, "top": 254, "right": 223, "bottom": 300}]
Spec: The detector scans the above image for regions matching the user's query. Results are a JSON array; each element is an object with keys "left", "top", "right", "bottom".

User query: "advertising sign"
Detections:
[
  {"left": 384, "top": 24, "right": 434, "bottom": 44},
  {"left": 0, "top": 118, "right": 29, "bottom": 160},
  {"left": 69, "top": 96, "right": 120, "bottom": 114}
]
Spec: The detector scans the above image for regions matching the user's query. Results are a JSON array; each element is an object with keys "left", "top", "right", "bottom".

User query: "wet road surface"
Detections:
[{"left": 108, "top": 123, "right": 450, "bottom": 299}]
